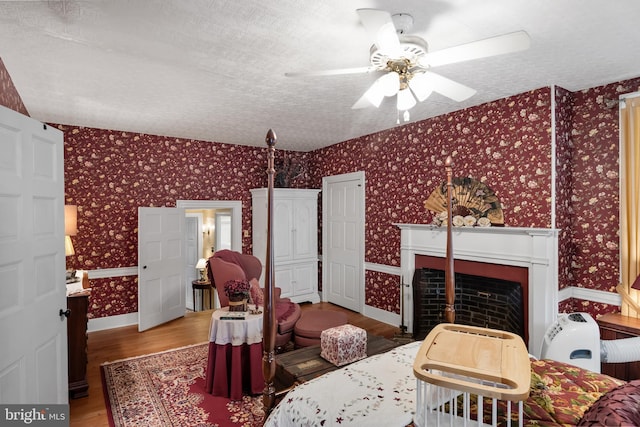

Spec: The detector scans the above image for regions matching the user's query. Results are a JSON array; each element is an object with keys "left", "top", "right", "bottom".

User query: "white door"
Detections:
[
  {"left": 138, "top": 207, "right": 186, "bottom": 332},
  {"left": 185, "top": 214, "right": 202, "bottom": 310},
  {"left": 215, "top": 212, "right": 232, "bottom": 250},
  {"left": 0, "top": 106, "right": 67, "bottom": 403},
  {"left": 322, "top": 172, "right": 365, "bottom": 312}
]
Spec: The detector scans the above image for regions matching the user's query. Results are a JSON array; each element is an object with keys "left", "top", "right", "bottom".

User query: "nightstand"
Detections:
[
  {"left": 67, "top": 291, "right": 90, "bottom": 398},
  {"left": 192, "top": 280, "right": 213, "bottom": 311},
  {"left": 597, "top": 313, "right": 640, "bottom": 381}
]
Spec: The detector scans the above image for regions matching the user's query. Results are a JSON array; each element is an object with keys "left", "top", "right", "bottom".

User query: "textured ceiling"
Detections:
[{"left": 1, "top": 1, "right": 639, "bottom": 151}]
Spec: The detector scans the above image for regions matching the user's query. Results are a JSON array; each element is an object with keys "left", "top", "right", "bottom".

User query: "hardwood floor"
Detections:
[{"left": 70, "top": 302, "right": 401, "bottom": 427}]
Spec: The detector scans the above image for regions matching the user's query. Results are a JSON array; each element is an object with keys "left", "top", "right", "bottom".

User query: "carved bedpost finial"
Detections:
[{"left": 266, "top": 128, "right": 277, "bottom": 147}]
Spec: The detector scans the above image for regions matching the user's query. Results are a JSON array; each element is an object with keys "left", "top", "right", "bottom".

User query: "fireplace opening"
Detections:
[{"left": 412, "top": 267, "right": 525, "bottom": 342}]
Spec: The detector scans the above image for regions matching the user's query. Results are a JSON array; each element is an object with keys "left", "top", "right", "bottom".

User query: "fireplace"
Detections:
[
  {"left": 412, "top": 257, "right": 527, "bottom": 343},
  {"left": 396, "top": 224, "right": 559, "bottom": 358}
]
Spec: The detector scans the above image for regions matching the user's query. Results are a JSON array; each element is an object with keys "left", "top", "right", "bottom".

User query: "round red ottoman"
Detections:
[{"left": 294, "top": 310, "right": 348, "bottom": 348}]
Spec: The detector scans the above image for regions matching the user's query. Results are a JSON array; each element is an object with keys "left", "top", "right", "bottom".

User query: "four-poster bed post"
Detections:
[
  {"left": 444, "top": 156, "right": 455, "bottom": 323},
  {"left": 262, "top": 129, "right": 277, "bottom": 414}
]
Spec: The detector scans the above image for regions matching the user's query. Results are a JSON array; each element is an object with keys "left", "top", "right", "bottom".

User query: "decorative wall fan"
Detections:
[
  {"left": 286, "top": 9, "right": 530, "bottom": 120},
  {"left": 424, "top": 177, "right": 504, "bottom": 225}
]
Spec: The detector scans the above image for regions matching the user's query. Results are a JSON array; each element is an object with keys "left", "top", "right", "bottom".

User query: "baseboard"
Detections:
[
  {"left": 88, "top": 312, "right": 138, "bottom": 332},
  {"left": 362, "top": 304, "right": 401, "bottom": 329}
]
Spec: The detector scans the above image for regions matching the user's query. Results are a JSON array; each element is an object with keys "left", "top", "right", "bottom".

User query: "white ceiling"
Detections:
[{"left": 1, "top": 0, "right": 639, "bottom": 151}]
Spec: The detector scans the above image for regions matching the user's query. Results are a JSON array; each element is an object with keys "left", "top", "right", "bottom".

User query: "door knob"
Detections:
[{"left": 59, "top": 308, "right": 71, "bottom": 318}]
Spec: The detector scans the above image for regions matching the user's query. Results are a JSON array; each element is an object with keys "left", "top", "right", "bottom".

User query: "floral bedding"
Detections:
[
  {"left": 265, "top": 341, "right": 420, "bottom": 427},
  {"left": 473, "top": 358, "right": 625, "bottom": 426},
  {"left": 264, "top": 342, "right": 625, "bottom": 427}
]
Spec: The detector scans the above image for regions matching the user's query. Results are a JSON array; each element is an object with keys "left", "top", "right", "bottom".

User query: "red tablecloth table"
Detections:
[{"left": 205, "top": 307, "right": 264, "bottom": 400}]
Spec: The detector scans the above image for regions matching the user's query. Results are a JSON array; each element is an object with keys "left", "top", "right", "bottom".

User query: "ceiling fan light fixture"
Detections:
[
  {"left": 379, "top": 71, "right": 400, "bottom": 96},
  {"left": 408, "top": 73, "right": 434, "bottom": 102},
  {"left": 397, "top": 88, "right": 416, "bottom": 111}
]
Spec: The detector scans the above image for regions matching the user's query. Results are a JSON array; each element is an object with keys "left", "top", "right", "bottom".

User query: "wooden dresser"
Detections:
[
  {"left": 67, "top": 291, "right": 90, "bottom": 398},
  {"left": 597, "top": 313, "right": 640, "bottom": 381}
]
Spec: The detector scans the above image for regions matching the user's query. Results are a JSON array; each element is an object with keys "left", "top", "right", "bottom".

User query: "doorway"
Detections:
[{"left": 176, "top": 200, "right": 242, "bottom": 311}]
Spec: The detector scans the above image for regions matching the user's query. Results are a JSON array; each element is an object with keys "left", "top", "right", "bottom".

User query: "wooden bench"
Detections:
[{"left": 275, "top": 334, "right": 401, "bottom": 392}]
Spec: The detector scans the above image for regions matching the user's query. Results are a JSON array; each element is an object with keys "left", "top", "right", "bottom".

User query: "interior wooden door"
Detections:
[
  {"left": 138, "top": 207, "right": 186, "bottom": 331},
  {"left": 0, "top": 106, "right": 68, "bottom": 403},
  {"left": 323, "top": 172, "right": 365, "bottom": 312}
]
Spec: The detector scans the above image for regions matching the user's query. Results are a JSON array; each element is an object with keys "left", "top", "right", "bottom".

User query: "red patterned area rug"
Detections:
[{"left": 101, "top": 343, "right": 264, "bottom": 427}]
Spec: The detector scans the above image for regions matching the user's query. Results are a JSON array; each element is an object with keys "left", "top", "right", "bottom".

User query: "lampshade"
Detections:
[
  {"left": 631, "top": 274, "right": 640, "bottom": 290},
  {"left": 64, "top": 205, "right": 78, "bottom": 236},
  {"left": 65, "top": 235, "right": 75, "bottom": 256},
  {"left": 195, "top": 258, "right": 208, "bottom": 281},
  {"left": 379, "top": 71, "right": 400, "bottom": 96},
  {"left": 397, "top": 88, "right": 416, "bottom": 111}
]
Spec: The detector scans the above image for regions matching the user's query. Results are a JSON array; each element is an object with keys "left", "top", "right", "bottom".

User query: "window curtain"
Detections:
[{"left": 619, "top": 95, "right": 640, "bottom": 317}]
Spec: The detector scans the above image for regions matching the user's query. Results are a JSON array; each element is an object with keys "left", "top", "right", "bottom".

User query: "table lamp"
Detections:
[
  {"left": 196, "top": 258, "right": 208, "bottom": 282},
  {"left": 65, "top": 205, "right": 77, "bottom": 254},
  {"left": 65, "top": 205, "right": 78, "bottom": 282}
]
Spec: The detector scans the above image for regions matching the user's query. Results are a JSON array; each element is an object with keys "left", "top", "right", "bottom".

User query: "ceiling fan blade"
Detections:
[
  {"left": 285, "top": 66, "right": 375, "bottom": 77},
  {"left": 415, "top": 72, "right": 477, "bottom": 102},
  {"left": 418, "top": 31, "right": 530, "bottom": 68},
  {"left": 356, "top": 8, "right": 401, "bottom": 56},
  {"left": 352, "top": 91, "right": 377, "bottom": 109}
]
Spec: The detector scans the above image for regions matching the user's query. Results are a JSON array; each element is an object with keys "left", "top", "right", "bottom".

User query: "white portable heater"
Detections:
[{"left": 541, "top": 312, "right": 601, "bottom": 372}]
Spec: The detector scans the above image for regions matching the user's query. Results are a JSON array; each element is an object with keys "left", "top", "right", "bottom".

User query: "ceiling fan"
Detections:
[{"left": 286, "top": 9, "right": 530, "bottom": 119}]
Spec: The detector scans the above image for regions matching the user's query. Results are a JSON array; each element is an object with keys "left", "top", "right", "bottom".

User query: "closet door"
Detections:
[
  {"left": 273, "top": 198, "right": 294, "bottom": 263},
  {"left": 292, "top": 196, "right": 316, "bottom": 260}
]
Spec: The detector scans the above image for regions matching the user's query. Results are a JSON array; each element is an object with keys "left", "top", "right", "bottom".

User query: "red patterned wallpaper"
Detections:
[
  {"left": 0, "top": 58, "right": 29, "bottom": 116},
  {"left": 554, "top": 86, "right": 575, "bottom": 294},
  {"left": 61, "top": 125, "right": 310, "bottom": 318},
  {"left": 14, "top": 68, "right": 637, "bottom": 321},
  {"left": 560, "top": 77, "right": 640, "bottom": 317},
  {"left": 312, "top": 89, "right": 553, "bottom": 254},
  {"left": 311, "top": 88, "right": 553, "bottom": 312}
]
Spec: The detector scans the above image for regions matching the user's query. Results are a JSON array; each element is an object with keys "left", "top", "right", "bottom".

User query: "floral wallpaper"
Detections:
[
  {"left": 560, "top": 77, "right": 640, "bottom": 317},
  {"left": 311, "top": 88, "right": 553, "bottom": 314},
  {"left": 365, "top": 271, "right": 401, "bottom": 314},
  {"left": 3, "top": 54, "right": 639, "bottom": 322},
  {"left": 315, "top": 87, "right": 554, "bottom": 250},
  {"left": 554, "top": 86, "right": 575, "bottom": 294},
  {"left": 0, "top": 57, "right": 29, "bottom": 116},
  {"left": 61, "top": 125, "right": 310, "bottom": 318}
]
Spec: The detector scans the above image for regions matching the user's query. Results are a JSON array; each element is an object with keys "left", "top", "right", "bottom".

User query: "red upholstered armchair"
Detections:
[{"left": 207, "top": 250, "right": 301, "bottom": 348}]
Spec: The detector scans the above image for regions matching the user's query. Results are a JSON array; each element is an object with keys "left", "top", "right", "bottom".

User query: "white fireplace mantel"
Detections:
[{"left": 395, "top": 223, "right": 559, "bottom": 358}]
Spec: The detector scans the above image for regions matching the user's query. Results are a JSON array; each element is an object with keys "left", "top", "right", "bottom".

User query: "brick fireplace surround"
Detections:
[{"left": 396, "top": 224, "right": 559, "bottom": 358}]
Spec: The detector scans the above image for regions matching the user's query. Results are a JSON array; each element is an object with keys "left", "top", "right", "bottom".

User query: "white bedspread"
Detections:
[{"left": 265, "top": 341, "right": 421, "bottom": 427}]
